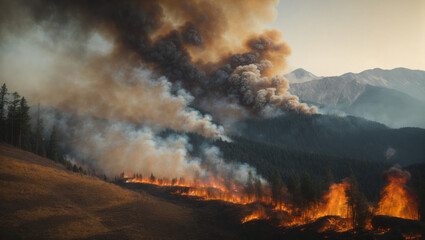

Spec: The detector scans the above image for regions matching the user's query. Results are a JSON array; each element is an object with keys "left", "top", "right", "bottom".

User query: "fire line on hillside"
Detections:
[{"left": 124, "top": 166, "right": 419, "bottom": 235}]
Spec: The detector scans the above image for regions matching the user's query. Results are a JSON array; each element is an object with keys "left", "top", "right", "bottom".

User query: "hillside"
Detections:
[
  {"left": 210, "top": 136, "right": 391, "bottom": 199},
  {"left": 234, "top": 113, "right": 425, "bottom": 166},
  {"left": 0, "top": 143, "right": 221, "bottom": 240}
]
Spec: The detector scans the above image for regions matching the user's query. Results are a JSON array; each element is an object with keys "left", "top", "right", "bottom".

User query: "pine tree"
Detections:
[
  {"left": 271, "top": 169, "right": 285, "bottom": 209},
  {"left": 322, "top": 168, "right": 334, "bottom": 193},
  {"left": 41, "top": 136, "right": 47, "bottom": 157},
  {"left": 254, "top": 177, "right": 263, "bottom": 200},
  {"left": 150, "top": 173, "right": 156, "bottom": 182},
  {"left": 0, "top": 83, "right": 8, "bottom": 141},
  {"left": 287, "top": 173, "right": 301, "bottom": 206},
  {"left": 245, "top": 170, "right": 255, "bottom": 200},
  {"left": 412, "top": 171, "right": 425, "bottom": 221},
  {"left": 6, "top": 92, "right": 20, "bottom": 145},
  {"left": 346, "top": 169, "right": 369, "bottom": 229},
  {"left": 34, "top": 103, "right": 44, "bottom": 155},
  {"left": 301, "top": 172, "right": 315, "bottom": 205},
  {"left": 17, "top": 97, "right": 30, "bottom": 149},
  {"left": 47, "top": 125, "right": 59, "bottom": 161}
]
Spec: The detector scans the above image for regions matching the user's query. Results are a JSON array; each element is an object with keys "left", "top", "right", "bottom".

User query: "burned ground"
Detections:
[{"left": 1, "top": 143, "right": 423, "bottom": 240}]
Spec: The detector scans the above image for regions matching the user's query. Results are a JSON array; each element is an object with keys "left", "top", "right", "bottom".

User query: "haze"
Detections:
[{"left": 272, "top": 0, "right": 425, "bottom": 76}]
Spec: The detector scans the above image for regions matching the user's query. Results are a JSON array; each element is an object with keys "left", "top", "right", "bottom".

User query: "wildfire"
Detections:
[
  {"left": 278, "top": 182, "right": 352, "bottom": 228},
  {"left": 241, "top": 208, "right": 269, "bottom": 223},
  {"left": 403, "top": 233, "right": 423, "bottom": 240},
  {"left": 126, "top": 177, "right": 273, "bottom": 205},
  {"left": 316, "top": 217, "right": 352, "bottom": 233},
  {"left": 375, "top": 169, "right": 418, "bottom": 220},
  {"left": 125, "top": 166, "right": 420, "bottom": 234},
  {"left": 315, "top": 181, "right": 351, "bottom": 219}
]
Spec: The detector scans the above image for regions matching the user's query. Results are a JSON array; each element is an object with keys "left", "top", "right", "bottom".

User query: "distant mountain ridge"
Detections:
[
  {"left": 341, "top": 68, "right": 425, "bottom": 101},
  {"left": 284, "top": 68, "right": 319, "bottom": 83},
  {"left": 290, "top": 77, "right": 366, "bottom": 106},
  {"left": 287, "top": 67, "right": 425, "bottom": 128}
]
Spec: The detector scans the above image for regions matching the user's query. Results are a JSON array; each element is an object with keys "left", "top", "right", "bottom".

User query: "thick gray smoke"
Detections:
[
  {"left": 1, "top": 0, "right": 313, "bottom": 182},
  {"left": 36, "top": 107, "right": 260, "bottom": 182},
  {"left": 228, "top": 61, "right": 316, "bottom": 117},
  {"left": 0, "top": 0, "right": 315, "bottom": 119}
]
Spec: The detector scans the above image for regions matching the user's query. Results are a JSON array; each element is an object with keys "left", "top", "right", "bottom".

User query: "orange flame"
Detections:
[
  {"left": 125, "top": 169, "right": 419, "bottom": 233},
  {"left": 316, "top": 181, "right": 351, "bottom": 218},
  {"left": 278, "top": 182, "right": 352, "bottom": 230},
  {"left": 402, "top": 233, "right": 422, "bottom": 240},
  {"left": 316, "top": 217, "right": 352, "bottom": 233},
  {"left": 241, "top": 208, "right": 269, "bottom": 223},
  {"left": 376, "top": 173, "right": 418, "bottom": 220},
  {"left": 126, "top": 177, "right": 353, "bottom": 229},
  {"left": 126, "top": 177, "right": 273, "bottom": 205}
]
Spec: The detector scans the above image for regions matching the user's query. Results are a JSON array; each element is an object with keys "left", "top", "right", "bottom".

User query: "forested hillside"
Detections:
[{"left": 234, "top": 113, "right": 425, "bottom": 166}]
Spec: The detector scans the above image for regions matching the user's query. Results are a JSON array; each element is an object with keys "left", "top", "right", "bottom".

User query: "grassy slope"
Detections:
[{"left": 0, "top": 143, "right": 203, "bottom": 240}]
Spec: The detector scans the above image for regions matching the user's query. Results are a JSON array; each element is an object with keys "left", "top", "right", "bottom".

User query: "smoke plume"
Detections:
[
  {"left": 1, "top": 0, "right": 315, "bottom": 120},
  {"left": 36, "top": 107, "right": 260, "bottom": 182},
  {"left": 0, "top": 0, "right": 314, "bottom": 180}
]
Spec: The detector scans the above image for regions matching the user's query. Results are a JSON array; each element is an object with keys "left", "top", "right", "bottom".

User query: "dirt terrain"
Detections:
[{"left": 0, "top": 143, "right": 248, "bottom": 240}]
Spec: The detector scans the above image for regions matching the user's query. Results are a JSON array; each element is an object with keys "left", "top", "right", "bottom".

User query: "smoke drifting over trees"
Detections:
[{"left": 0, "top": 0, "right": 315, "bottom": 180}]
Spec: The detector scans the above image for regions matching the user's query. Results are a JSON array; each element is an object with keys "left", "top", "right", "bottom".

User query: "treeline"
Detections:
[
  {"left": 0, "top": 83, "right": 84, "bottom": 174},
  {"left": 235, "top": 112, "right": 425, "bottom": 166}
]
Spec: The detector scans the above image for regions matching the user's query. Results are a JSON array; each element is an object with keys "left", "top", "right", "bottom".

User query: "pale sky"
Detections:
[{"left": 271, "top": 0, "right": 425, "bottom": 76}]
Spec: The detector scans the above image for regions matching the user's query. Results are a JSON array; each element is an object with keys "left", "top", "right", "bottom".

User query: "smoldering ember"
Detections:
[{"left": 0, "top": 1, "right": 424, "bottom": 240}]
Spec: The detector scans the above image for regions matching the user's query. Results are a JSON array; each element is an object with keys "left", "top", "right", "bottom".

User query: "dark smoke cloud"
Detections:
[
  {"left": 0, "top": 0, "right": 315, "bottom": 179},
  {"left": 181, "top": 22, "right": 204, "bottom": 46},
  {"left": 1, "top": 0, "right": 314, "bottom": 119}
]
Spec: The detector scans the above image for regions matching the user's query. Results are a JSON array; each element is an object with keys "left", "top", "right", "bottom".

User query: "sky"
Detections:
[{"left": 271, "top": 0, "right": 425, "bottom": 76}]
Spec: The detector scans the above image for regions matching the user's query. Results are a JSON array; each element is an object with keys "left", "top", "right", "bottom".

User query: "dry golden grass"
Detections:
[{"left": 0, "top": 143, "right": 198, "bottom": 240}]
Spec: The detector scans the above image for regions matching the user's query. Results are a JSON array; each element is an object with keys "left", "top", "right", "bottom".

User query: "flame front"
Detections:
[
  {"left": 125, "top": 169, "right": 419, "bottom": 233},
  {"left": 127, "top": 177, "right": 352, "bottom": 228},
  {"left": 126, "top": 177, "right": 273, "bottom": 205},
  {"left": 241, "top": 208, "right": 269, "bottom": 223}
]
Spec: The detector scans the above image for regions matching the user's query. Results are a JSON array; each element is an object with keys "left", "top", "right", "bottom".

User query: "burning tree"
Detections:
[{"left": 376, "top": 165, "right": 418, "bottom": 220}]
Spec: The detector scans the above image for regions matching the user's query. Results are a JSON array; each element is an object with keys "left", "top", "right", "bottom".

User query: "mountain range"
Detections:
[{"left": 287, "top": 68, "right": 425, "bottom": 128}]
